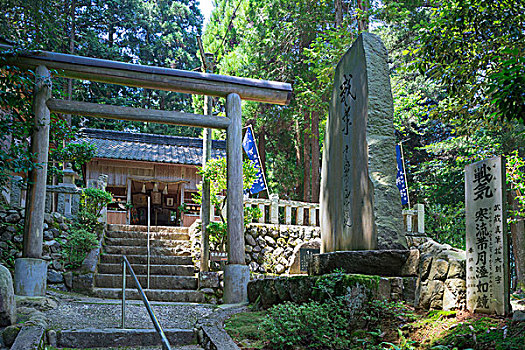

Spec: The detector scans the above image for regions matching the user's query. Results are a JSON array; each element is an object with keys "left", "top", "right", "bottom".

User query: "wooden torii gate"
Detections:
[{"left": 0, "top": 44, "right": 292, "bottom": 303}]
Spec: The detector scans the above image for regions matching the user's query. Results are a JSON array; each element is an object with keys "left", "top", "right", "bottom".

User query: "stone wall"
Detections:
[
  {"left": 407, "top": 236, "right": 466, "bottom": 311},
  {"left": 0, "top": 206, "right": 99, "bottom": 292},
  {"left": 244, "top": 224, "right": 321, "bottom": 275},
  {"left": 189, "top": 221, "right": 321, "bottom": 275}
]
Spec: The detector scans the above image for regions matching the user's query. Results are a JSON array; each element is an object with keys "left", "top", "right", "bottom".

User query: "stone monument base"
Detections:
[
  {"left": 14, "top": 258, "right": 48, "bottom": 296},
  {"left": 308, "top": 250, "right": 417, "bottom": 277},
  {"left": 223, "top": 264, "right": 250, "bottom": 304}
]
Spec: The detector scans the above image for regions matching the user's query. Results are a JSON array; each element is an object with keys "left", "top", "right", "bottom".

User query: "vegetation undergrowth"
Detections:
[{"left": 225, "top": 304, "right": 525, "bottom": 350}]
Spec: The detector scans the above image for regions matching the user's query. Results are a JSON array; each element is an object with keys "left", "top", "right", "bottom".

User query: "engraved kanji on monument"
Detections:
[
  {"left": 465, "top": 156, "right": 510, "bottom": 315},
  {"left": 320, "top": 33, "right": 406, "bottom": 252}
]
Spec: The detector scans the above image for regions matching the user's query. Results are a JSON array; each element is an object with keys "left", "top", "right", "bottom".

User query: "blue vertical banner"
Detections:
[
  {"left": 396, "top": 144, "right": 409, "bottom": 205},
  {"left": 242, "top": 126, "right": 268, "bottom": 195}
]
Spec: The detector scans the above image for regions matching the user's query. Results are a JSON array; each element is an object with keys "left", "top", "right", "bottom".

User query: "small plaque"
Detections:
[
  {"left": 299, "top": 248, "right": 320, "bottom": 272},
  {"left": 210, "top": 252, "right": 228, "bottom": 262}
]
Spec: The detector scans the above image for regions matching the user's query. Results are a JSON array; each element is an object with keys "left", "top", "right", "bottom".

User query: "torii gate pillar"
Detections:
[{"left": 223, "top": 93, "right": 250, "bottom": 304}]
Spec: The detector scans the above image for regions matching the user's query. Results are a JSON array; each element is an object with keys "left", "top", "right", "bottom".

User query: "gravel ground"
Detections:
[{"left": 44, "top": 289, "right": 217, "bottom": 330}]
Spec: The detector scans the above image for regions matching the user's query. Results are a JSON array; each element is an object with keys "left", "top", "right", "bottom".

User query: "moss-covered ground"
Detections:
[{"left": 224, "top": 304, "right": 525, "bottom": 350}]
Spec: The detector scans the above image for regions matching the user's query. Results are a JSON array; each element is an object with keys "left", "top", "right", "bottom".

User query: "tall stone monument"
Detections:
[
  {"left": 320, "top": 33, "right": 406, "bottom": 252},
  {"left": 465, "top": 156, "right": 510, "bottom": 315}
]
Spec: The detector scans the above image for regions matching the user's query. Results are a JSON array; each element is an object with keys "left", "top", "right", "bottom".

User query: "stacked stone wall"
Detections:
[{"left": 407, "top": 236, "right": 467, "bottom": 310}]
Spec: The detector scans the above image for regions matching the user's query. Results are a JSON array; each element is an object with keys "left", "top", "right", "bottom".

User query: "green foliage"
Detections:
[
  {"left": 432, "top": 318, "right": 525, "bottom": 350},
  {"left": 195, "top": 157, "right": 261, "bottom": 250},
  {"left": 261, "top": 300, "right": 353, "bottom": 349},
  {"left": 59, "top": 227, "right": 98, "bottom": 269},
  {"left": 81, "top": 188, "right": 112, "bottom": 219},
  {"left": 412, "top": 0, "right": 525, "bottom": 126},
  {"left": 0, "top": 64, "right": 37, "bottom": 189},
  {"left": 223, "top": 311, "right": 267, "bottom": 349}
]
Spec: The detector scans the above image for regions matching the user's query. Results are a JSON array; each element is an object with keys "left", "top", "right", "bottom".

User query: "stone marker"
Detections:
[
  {"left": 0, "top": 264, "right": 16, "bottom": 326},
  {"left": 465, "top": 156, "right": 510, "bottom": 315},
  {"left": 289, "top": 239, "right": 321, "bottom": 274},
  {"left": 320, "top": 33, "right": 406, "bottom": 252}
]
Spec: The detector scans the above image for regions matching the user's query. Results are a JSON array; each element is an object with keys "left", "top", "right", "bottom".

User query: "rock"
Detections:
[
  {"left": 52, "top": 261, "right": 63, "bottom": 271},
  {"left": 6, "top": 226, "right": 16, "bottom": 234},
  {"left": 377, "top": 278, "right": 391, "bottom": 300},
  {"left": 418, "top": 280, "right": 444, "bottom": 310},
  {"left": 47, "top": 270, "right": 64, "bottom": 284},
  {"left": 264, "top": 236, "right": 276, "bottom": 247},
  {"left": 1, "top": 231, "right": 13, "bottom": 242},
  {"left": 400, "top": 249, "right": 420, "bottom": 277},
  {"left": 0, "top": 265, "right": 16, "bottom": 326},
  {"left": 52, "top": 212, "right": 63, "bottom": 223},
  {"left": 443, "top": 278, "right": 466, "bottom": 311},
  {"left": 245, "top": 245, "right": 253, "bottom": 253},
  {"left": 2, "top": 324, "right": 20, "bottom": 347},
  {"left": 447, "top": 259, "right": 465, "bottom": 279},
  {"left": 44, "top": 240, "right": 60, "bottom": 254},
  {"left": 59, "top": 223, "right": 69, "bottom": 231},
  {"left": 402, "top": 277, "right": 417, "bottom": 305},
  {"left": 49, "top": 228, "right": 60, "bottom": 238},
  {"left": 13, "top": 235, "right": 23, "bottom": 244},
  {"left": 256, "top": 237, "right": 266, "bottom": 247},
  {"left": 63, "top": 272, "right": 73, "bottom": 290},
  {"left": 513, "top": 311, "right": 525, "bottom": 322},
  {"left": 390, "top": 277, "right": 403, "bottom": 294},
  {"left": 16, "top": 296, "right": 57, "bottom": 311},
  {"left": 249, "top": 262, "right": 259, "bottom": 272},
  {"left": 0, "top": 242, "right": 7, "bottom": 251},
  {"left": 200, "top": 288, "right": 214, "bottom": 294},
  {"left": 275, "top": 264, "right": 285, "bottom": 274},
  {"left": 419, "top": 254, "right": 433, "bottom": 280},
  {"left": 245, "top": 234, "right": 256, "bottom": 246},
  {"left": 273, "top": 247, "right": 284, "bottom": 257},
  {"left": 43, "top": 230, "right": 54, "bottom": 241},
  {"left": 5, "top": 213, "right": 20, "bottom": 223},
  {"left": 309, "top": 249, "right": 411, "bottom": 276},
  {"left": 428, "top": 258, "right": 449, "bottom": 281},
  {"left": 320, "top": 33, "right": 407, "bottom": 252},
  {"left": 44, "top": 213, "right": 53, "bottom": 224},
  {"left": 47, "top": 329, "right": 57, "bottom": 347},
  {"left": 252, "top": 245, "right": 261, "bottom": 252}
]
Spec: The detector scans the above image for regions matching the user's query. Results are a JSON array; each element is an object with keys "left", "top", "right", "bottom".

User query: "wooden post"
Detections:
[
  {"left": 23, "top": 65, "right": 51, "bottom": 258},
  {"left": 226, "top": 93, "right": 245, "bottom": 265},
  {"left": 126, "top": 178, "right": 132, "bottom": 225},
  {"left": 200, "top": 94, "right": 213, "bottom": 272}
]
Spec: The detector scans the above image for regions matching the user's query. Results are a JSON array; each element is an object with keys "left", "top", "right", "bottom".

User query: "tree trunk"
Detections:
[
  {"left": 311, "top": 110, "right": 320, "bottom": 202},
  {"left": 65, "top": 0, "right": 76, "bottom": 126},
  {"left": 509, "top": 189, "right": 525, "bottom": 292},
  {"left": 303, "top": 111, "right": 311, "bottom": 202},
  {"left": 357, "top": 0, "right": 369, "bottom": 31},
  {"left": 335, "top": 0, "right": 343, "bottom": 27},
  {"left": 294, "top": 118, "right": 303, "bottom": 193}
]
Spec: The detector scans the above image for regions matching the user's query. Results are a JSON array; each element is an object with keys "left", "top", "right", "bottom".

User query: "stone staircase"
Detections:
[{"left": 93, "top": 224, "right": 204, "bottom": 303}]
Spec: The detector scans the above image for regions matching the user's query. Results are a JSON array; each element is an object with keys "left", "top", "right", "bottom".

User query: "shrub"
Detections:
[
  {"left": 261, "top": 300, "right": 353, "bottom": 349},
  {"left": 60, "top": 227, "right": 98, "bottom": 269}
]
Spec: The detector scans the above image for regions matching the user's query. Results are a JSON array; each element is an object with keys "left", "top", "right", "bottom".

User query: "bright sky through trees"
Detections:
[{"left": 198, "top": 0, "right": 215, "bottom": 27}]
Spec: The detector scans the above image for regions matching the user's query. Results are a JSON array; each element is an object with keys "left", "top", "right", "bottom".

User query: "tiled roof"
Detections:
[{"left": 79, "top": 128, "right": 226, "bottom": 165}]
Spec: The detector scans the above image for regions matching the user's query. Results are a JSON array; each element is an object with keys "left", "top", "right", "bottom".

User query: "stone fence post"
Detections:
[
  {"left": 9, "top": 176, "right": 23, "bottom": 207},
  {"left": 270, "top": 194, "right": 279, "bottom": 224}
]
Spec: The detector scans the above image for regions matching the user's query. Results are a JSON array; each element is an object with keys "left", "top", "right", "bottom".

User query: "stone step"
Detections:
[
  {"left": 95, "top": 274, "right": 198, "bottom": 290},
  {"left": 100, "top": 254, "right": 194, "bottom": 266},
  {"left": 104, "top": 237, "right": 191, "bottom": 248},
  {"left": 104, "top": 245, "right": 191, "bottom": 256},
  {"left": 106, "top": 230, "right": 190, "bottom": 240},
  {"left": 107, "top": 224, "right": 190, "bottom": 234},
  {"left": 92, "top": 288, "right": 206, "bottom": 303},
  {"left": 57, "top": 328, "right": 196, "bottom": 348},
  {"left": 98, "top": 263, "right": 195, "bottom": 276}
]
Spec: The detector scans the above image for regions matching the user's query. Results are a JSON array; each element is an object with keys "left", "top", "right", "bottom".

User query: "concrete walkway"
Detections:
[{"left": 42, "top": 288, "right": 217, "bottom": 349}]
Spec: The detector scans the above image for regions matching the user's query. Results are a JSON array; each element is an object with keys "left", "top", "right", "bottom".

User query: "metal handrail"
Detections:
[{"left": 121, "top": 255, "right": 171, "bottom": 350}]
